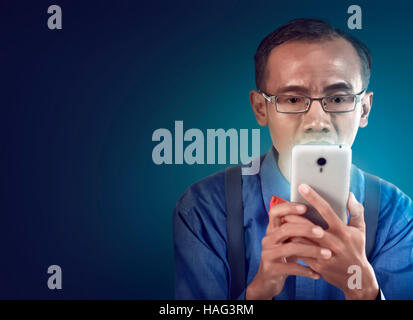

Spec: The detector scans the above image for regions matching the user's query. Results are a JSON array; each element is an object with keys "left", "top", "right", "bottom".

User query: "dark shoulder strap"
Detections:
[
  {"left": 364, "top": 172, "right": 381, "bottom": 260},
  {"left": 225, "top": 164, "right": 244, "bottom": 300},
  {"left": 225, "top": 155, "right": 266, "bottom": 299}
]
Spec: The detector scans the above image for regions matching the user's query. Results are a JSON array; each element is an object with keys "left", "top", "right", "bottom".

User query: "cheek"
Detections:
[
  {"left": 332, "top": 113, "right": 361, "bottom": 145},
  {"left": 267, "top": 113, "right": 301, "bottom": 151}
]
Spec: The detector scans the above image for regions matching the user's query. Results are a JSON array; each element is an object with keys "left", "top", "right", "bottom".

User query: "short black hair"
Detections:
[{"left": 254, "top": 18, "right": 372, "bottom": 91}]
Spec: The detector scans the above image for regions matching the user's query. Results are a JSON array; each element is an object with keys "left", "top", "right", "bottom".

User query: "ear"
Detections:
[
  {"left": 359, "top": 91, "right": 373, "bottom": 128},
  {"left": 250, "top": 90, "right": 269, "bottom": 126}
]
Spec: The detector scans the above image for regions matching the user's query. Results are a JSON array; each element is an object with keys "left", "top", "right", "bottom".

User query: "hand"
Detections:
[
  {"left": 246, "top": 201, "right": 333, "bottom": 300},
  {"left": 296, "top": 184, "right": 379, "bottom": 300}
]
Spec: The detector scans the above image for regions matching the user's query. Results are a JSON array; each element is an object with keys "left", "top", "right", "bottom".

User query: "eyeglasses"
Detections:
[{"left": 259, "top": 89, "right": 366, "bottom": 114}]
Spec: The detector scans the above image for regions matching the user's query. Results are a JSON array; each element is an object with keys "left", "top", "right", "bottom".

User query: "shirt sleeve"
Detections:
[
  {"left": 173, "top": 204, "right": 230, "bottom": 300},
  {"left": 370, "top": 190, "right": 413, "bottom": 299},
  {"left": 236, "top": 288, "right": 246, "bottom": 300}
]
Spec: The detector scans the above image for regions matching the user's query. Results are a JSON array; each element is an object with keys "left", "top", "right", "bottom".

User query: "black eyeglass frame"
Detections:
[{"left": 258, "top": 89, "right": 366, "bottom": 114}]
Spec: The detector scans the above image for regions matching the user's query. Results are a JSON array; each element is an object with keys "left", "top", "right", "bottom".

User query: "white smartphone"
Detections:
[{"left": 290, "top": 144, "right": 351, "bottom": 229}]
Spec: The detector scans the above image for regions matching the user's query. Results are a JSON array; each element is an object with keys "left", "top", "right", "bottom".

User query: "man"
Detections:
[{"left": 173, "top": 18, "right": 413, "bottom": 300}]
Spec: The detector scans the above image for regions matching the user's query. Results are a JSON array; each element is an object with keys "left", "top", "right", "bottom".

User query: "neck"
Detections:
[{"left": 276, "top": 151, "right": 291, "bottom": 183}]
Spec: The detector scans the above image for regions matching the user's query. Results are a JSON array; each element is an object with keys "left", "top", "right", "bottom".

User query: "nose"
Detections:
[{"left": 302, "top": 99, "right": 332, "bottom": 133}]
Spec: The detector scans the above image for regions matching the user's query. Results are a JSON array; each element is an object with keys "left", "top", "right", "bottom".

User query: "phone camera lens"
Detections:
[{"left": 317, "top": 157, "right": 327, "bottom": 166}]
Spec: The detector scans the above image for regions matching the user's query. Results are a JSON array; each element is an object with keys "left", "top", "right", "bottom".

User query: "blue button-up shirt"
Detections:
[{"left": 173, "top": 147, "right": 413, "bottom": 299}]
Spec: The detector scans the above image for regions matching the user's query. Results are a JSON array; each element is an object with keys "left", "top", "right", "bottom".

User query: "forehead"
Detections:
[{"left": 264, "top": 38, "right": 363, "bottom": 93}]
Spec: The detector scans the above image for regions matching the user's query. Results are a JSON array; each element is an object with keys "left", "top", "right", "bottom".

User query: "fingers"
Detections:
[
  {"left": 298, "top": 257, "right": 319, "bottom": 270},
  {"left": 298, "top": 184, "right": 343, "bottom": 231},
  {"left": 347, "top": 192, "right": 366, "bottom": 231},
  {"left": 264, "top": 223, "right": 325, "bottom": 245},
  {"left": 289, "top": 236, "right": 319, "bottom": 247},
  {"left": 265, "top": 219, "right": 343, "bottom": 254},
  {"left": 282, "top": 214, "right": 314, "bottom": 226},
  {"left": 262, "top": 242, "right": 332, "bottom": 261},
  {"left": 268, "top": 202, "right": 307, "bottom": 230},
  {"left": 281, "top": 215, "right": 321, "bottom": 246},
  {"left": 266, "top": 262, "right": 320, "bottom": 280},
  {"left": 280, "top": 228, "right": 343, "bottom": 255}
]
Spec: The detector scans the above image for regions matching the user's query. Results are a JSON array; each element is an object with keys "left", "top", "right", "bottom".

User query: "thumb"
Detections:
[{"left": 348, "top": 192, "right": 365, "bottom": 231}]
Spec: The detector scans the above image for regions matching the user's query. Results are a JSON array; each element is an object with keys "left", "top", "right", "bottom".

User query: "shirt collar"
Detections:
[
  {"left": 259, "top": 146, "right": 290, "bottom": 214},
  {"left": 259, "top": 146, "right": 361, "bottom": 214}
]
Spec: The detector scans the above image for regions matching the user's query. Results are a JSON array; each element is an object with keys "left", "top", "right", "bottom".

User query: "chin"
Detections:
[
  {"left": 300, "top": 141, "right": 335, "bottom": 145},
  {"left": 294, "top": 138, "right": 337, "bottom": 146}
]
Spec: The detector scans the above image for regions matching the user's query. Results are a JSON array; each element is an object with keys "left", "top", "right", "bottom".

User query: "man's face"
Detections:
[{"left": 250, "top": 37, "right": 373, "bottom": 172}]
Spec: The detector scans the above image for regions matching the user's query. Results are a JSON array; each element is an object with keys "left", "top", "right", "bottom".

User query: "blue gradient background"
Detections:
[{"left": 1, "top": 0, "right": 412, "bottom": 298}]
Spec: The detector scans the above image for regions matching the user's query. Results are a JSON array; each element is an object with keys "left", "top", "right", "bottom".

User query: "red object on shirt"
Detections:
[
  {"left": 269, "top": 195, "right": 288, "bottom": 213},
  {"left": 268, "top": 195, "right": 289, "bottom": 230}
]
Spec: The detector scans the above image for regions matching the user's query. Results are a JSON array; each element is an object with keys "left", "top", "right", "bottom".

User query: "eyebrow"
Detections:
[
  {"left": 323, "top": 82, "right": 354, "bottom": 93},
  {"left": 276, "top": 82, "right": 354, "bottom": 95}
]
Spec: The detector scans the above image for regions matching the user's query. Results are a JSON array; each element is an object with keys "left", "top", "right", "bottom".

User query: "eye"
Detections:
[
  {"left": 287, "top": 97, "right": 302, "bottom": 104},
  {"left": 331, "top": 96, "right": 345, "bottom": 104}
]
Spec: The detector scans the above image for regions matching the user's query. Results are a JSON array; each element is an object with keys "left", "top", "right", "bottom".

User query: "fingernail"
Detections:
[
  {"left": 312, "top": 227, "right": 324, "bottom": 237},
  {"left": 300, "top": 184, "right": 309, "bottom": 194},
  {"left": 321, "top": 248, "right": 332, "bottom": 258},
  {"left": 296, "top": 205, "right": 306, "bottom": 212},
  {"left": 312, "top": 273, "right": 320, "bottom": 279}
]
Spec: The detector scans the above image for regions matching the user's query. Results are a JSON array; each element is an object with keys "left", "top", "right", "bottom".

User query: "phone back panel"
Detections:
[{"left": 290, "top": 144, "right": 351, "bottom": 228}]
